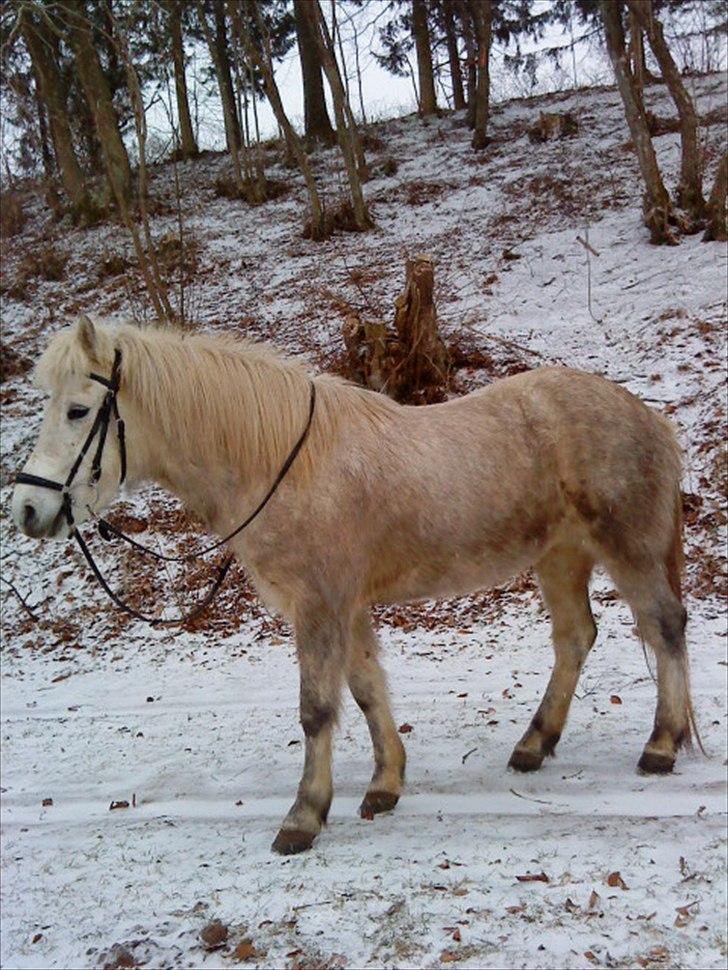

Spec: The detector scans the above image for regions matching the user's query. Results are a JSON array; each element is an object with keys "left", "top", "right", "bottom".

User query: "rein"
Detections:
[{"left": 16, "top": 349, "right": 317, "bottom": 627}]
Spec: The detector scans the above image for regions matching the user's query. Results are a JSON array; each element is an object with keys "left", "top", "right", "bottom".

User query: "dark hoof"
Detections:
[
  {"left": 271, "top": 828, "right": 317, "bottom": 855},
  {"left": 638, "top": 750, "right": 675, "bottom": 775},
  {"left": 508, "top": 748, "right": 544, "bottom": 772},
  {"left": 359, "top": 791, "right": 399, "bottom": 817}
]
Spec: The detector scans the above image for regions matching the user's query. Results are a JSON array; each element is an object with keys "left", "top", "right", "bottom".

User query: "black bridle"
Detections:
[{"left": 15, "top": 349, "right": 317, "bottom": 627}]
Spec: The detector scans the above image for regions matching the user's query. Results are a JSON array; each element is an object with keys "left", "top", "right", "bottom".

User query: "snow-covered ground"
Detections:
[{"left": 1, "top": 75, "right": 726, "bottom": 969}]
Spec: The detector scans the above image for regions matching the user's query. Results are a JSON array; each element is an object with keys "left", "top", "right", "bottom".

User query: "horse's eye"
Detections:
[{"left": 67, "top": 406, "right": 90, "bottom": 420}]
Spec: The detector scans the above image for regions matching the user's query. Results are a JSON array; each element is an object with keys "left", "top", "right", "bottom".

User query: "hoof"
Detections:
[
  {"left": 359, "top": 791, "right": 399, "bottom": 818},
  {"left": 508, "top": 748, "right": 544, "bottom": 773},
  {"left": 271, "top": 827, "right": 317, "bottom": 855},
  {"left": 638, "top": 750, "right": 675, "bottom": 775}
]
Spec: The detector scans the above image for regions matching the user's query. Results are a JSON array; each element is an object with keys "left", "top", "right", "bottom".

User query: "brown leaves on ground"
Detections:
[
  {"left": 199, "top": 919, "right": 228, "bottom": 950},
  {"left": 515, "top": 871, "right": 549, "bottom": 883},
  {"left": 606, "top": 871, "right": 628, "bottom": 889},
  {"left": 398, "top": 722, "right": 413, "bottom": 734}
]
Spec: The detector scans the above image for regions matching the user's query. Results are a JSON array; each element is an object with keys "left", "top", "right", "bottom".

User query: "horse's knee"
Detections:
[{"left": 300, "top": 700, "right": 336, "bottom": 738}]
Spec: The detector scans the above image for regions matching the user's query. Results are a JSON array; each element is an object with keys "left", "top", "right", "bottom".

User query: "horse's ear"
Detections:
[{"left": 77, "top": 315, "right": 97, "bottom": 359}]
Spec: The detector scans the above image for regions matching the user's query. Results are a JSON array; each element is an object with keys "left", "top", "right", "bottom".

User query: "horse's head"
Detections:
[{"left": 11, "top": 317, "right": 126, "bottom": 539}]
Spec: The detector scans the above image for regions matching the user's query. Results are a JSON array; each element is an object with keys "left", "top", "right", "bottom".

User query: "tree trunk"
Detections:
[
  {"left": 703, "top": 152, "right": 727, "bottom": 242},
  {"left": 196, "top": 0, "right": 244, "bottom": 189},
  {"left": 293, "top": 0, "right": 335, "bottom": 147},
  {"left": 32, "top": 76, "right": 63, "bottom": 219},
  {"left": 113, "top": 14, "right": 176, "bottom": 324},
  {"left": 600, "top": 0, "right": 676, "bottom": 244},
  {"left": 63, "top": 0, "right": 133, "bottom": 208},
  {"left": 628, "top": 5, "right": 645, "bottom": 100},
  {"left": 304, "top": 2, "right": 372, "bottom": 230},
  {"left": 197, "top": 0, "right": 241, "bottom": 154},
  {"left": 459, "top": 0, "right": 477, "bottom": 127},
  {"left": 240, "top": 1, "right": 326, "bottom": 239},
  {"left": 312, "top": 3, "right": 368, "bottom": 177},
  {"left": 628, "top": 0, "right": 705, "bottom": 222},
  {"left": 343, "top": 254, "right": 450, "bottom": 404},
  {"left": 412, "top": 0, "right": 438, "bottom": 116},
  {"left": 22, "top": 12, "right": 93, "bottom": 220},
  {"left": 169, "top": 1, "right": 199, "bottom": 158},
  {"left": 442, "top": 0, "right": 466, "bottom": 111},
  {"left": 470, "top": 0, "right": 492, "bottom": 150}
]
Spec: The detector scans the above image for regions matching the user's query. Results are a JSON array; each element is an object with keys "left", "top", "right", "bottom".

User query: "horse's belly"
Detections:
[{"left": 367, "top": 546, "right": 531, "bottom": 605}]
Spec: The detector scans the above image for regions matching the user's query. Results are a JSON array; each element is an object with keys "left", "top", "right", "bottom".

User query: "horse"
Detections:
[{"left": 11, "top": 317, "right": 700, "bottom": 854}]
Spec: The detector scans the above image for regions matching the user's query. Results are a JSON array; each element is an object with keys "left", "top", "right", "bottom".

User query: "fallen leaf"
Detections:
[
  {"left": 438, "top": 861, "right": 451, "bottom": 870},
  {"left": 516, "top": 872, "right": 549, "bottom": 883},
  {"left": 588, "top": 889, "right": 601, "bottom": 911},
  {"left": 440, "top": 950, "right": 459, "bottom": 963},
  {"left": 505, "top": 904, "right": 525, "bottom": 914},
  {"left": 109, "top": 800, "right": 129, "bottom": 811},
  {"left": 610, "top": 695, "right": 622, "bottom": 705},
  {"left": 398, "top": 723, "right": 413, "bottom": 733},
  {"left": 32, "top": 933, "right": 43, "bottom": 944},
  {"left": 564, "top": 897, "right": 579, "bottom": 912},
  {"left": 456, "top": 692, "right": 468, "bottom": 698},
  {"left": 606, "top": 871, "right": 628, "bottom": 889},
  {"left": 452, "top": 928, "right": 461, "bottom": 942},
  {"left": 199, "top": 920, "right": 228, "bottom": 950},
  {"left": 41, "top": 797, "right": 53, "bottom": 807},
  {"left": 584, "top": 951, "right": 599, "bottom": 965},
  {"left": 233, "top": 939, "right": 258, "bottom": 960}
]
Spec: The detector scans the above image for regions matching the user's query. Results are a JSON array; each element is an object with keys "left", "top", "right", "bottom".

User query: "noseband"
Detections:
[{"left": 15, "top": 348, "right": 317, "bottom": 627}]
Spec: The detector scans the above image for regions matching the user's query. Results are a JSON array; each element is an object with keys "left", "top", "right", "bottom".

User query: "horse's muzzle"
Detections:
[{"left": 11, "top": 486, "right": 70, "bottom": 540}]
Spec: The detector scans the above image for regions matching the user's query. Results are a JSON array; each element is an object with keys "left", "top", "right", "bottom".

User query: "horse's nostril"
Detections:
[{"left": 23, "top": 503, "right": 37, "bottom": 528}]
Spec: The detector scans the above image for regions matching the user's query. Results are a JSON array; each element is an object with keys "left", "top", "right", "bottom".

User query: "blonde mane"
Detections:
[{"left": 34, "top": 320, "right": 399, "bottom": 481}]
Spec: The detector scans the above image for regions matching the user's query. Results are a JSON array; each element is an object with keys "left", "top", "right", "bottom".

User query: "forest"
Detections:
[{"left": 0, "top": 2, "right": 726, "bottom": 969}]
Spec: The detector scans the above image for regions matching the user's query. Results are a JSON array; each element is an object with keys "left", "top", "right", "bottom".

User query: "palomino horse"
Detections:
[{"left": 11, "top": 318, "right": 699, "bottom": 854}]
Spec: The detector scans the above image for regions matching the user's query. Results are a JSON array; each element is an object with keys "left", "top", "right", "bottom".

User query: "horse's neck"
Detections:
[{"left": 122, "top": 366, "right": 284, "bottom": 536}]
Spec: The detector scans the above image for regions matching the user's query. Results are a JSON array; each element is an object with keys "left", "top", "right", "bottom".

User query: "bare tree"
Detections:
[
  {"left": 61, "top": 0, "right": 133, "bottom": 206},
  {"left": 441, "top": 0, "right": 466, "bottom": 111},
  {"left": 303, "top": 1, "right": 372, "bottom": 230},
  {"left": 196, "top": 0, "right": 241, "bottom": 156},
  {"left": 239, "top": 0, "right": 326, "bottom": 238},
  {"left": 470, "top": 0, "right": 492, "bottom": 150},
  {"left": 628, "top": 0, "right": 705, "bottom": 223},
  {"left": 167, "top": 0, "right": 199, "bottom": 158},
  {"left": 20, "top": 7, "right": 94, "bottom": 221},
  {"left": 412, "top": 0, "right": 438, "bottom": 116},
  {"left": 601, "top": 0, "right": 676, "bottom": 244},
  {"left": 111, "top": 10, "right": 175, "bottom": 323},
  {"left": 293, "top": 0, "right": 335, "bottom": 147},
  {"left": 196, "top": 0, "right": 244, "bottom": 191},
  {"left": 703, "top": 152, "right": 727, "bottom": 242}
]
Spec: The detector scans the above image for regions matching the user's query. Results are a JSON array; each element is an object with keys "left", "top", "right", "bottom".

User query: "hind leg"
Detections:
[
  {"left": 509, "top": 545, "right": 596, "bottom": 772},
  {"left": 607, "top": 566, "right": 689, "bottom": 773},
  {"left": 347, "top": 611, "right": 406, "bottom": 817}
]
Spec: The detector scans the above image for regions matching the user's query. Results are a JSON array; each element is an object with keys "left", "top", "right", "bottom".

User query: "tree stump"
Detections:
[{"left": 342, "top": 254, "right": 450, "bottom": 404}]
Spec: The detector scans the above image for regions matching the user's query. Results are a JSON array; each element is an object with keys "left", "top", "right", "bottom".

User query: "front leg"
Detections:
[{"left": 271, "top": 607, "right": 344, "bottom": 855}]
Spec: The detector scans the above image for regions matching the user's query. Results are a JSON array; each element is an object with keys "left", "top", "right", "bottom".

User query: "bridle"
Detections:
[
  {"left": 15, "top": 349, "right": 317, "bottom": 627},
  {"left": 16, "top": 349, "right": 127, "bottom": 528}
]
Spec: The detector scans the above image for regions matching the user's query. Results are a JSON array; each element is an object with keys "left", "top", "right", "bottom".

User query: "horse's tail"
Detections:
[{"left": 665, "top": 484, "right": 705, "bottom": 755}]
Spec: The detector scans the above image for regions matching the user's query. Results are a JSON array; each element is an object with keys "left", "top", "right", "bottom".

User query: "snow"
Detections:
[{"left": 1, "top": 74, "right": 726, "bottom": 968}]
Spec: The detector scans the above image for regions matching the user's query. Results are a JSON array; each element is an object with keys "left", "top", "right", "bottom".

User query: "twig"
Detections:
[
  {"left": 1, "top": 577, "right": 38, "bottom": 621},
  {"left": 461, "top": 747, "right": 478, "bottom": 764},
  {"left": 576, "top": 235, "right": 600, "bottom": 257},
  {"left": 509, "top": 787, "right": 553, "bottom": 805}
]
